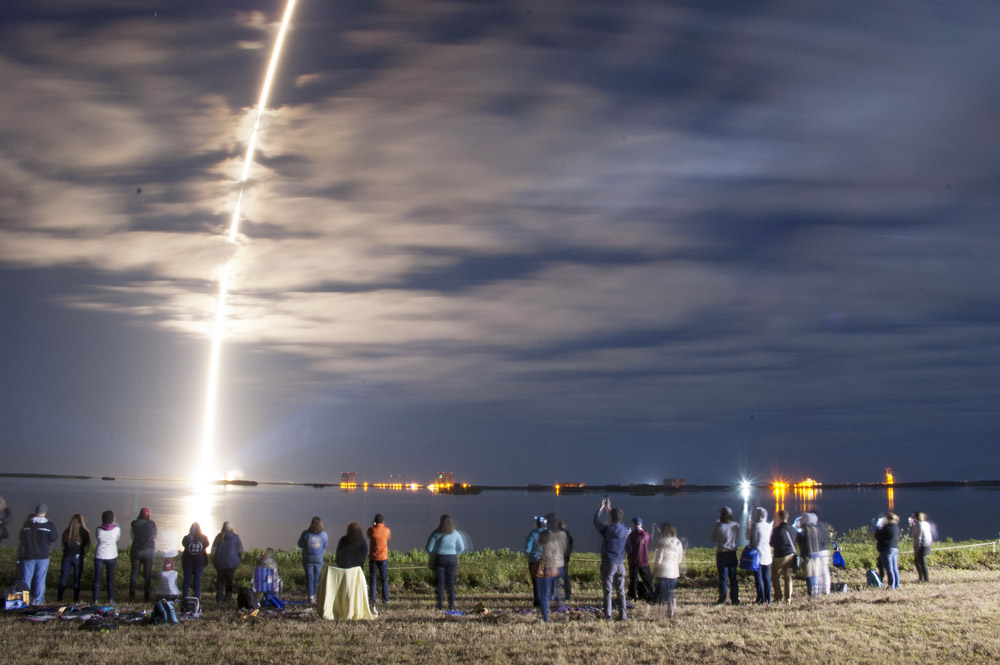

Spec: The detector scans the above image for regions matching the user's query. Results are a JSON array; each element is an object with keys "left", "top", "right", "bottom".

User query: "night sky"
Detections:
[{"left": 1, "top": 0, "right": 998, "bottom": 485}]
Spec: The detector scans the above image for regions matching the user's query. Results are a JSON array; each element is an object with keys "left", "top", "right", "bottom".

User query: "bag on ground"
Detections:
[
  {"left": 180, "top": 596, "right": 201, "bottom": 616},
  {"left": 866, "top": 569, "right": 883, "bottom": 587},
  {"left": 151, "top": 599, "right": 178, "bottom": 625},
  {"left": 5, "top": 580, "right": 29, "bottom": 610},
  {"left": 238, "top": 586, "right": 259, "bottom": 611}
]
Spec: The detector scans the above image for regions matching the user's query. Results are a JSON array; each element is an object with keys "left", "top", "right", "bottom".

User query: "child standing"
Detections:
[{"left": 651, "top": 523, "right": 683, "bottom": 618}]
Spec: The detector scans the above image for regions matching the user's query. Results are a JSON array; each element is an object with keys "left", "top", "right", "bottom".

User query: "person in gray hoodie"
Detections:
[{"left": 129, "top": 507, "right": 157, "bottom": 602}]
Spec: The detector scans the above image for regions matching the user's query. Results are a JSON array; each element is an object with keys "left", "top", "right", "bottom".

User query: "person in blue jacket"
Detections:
[
  {"left": 593, "top": 497, "right": 629, "bottom": 620},
  {"left": 211, "top": 521, "right": 244, "bottom": 604},
  {"left": 298, "top": 516, "right": 328, "bottom": 604},
  {"left": 523, "top": 515, "right": 548, "bottom": 607},
  {"left": 426, "top": 514, "right": 466, "bottom": 611}
]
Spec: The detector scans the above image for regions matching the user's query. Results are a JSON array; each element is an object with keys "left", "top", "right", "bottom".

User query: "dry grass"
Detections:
[{"left": 3, "top": 569, "right": 999, "bottom": 665}]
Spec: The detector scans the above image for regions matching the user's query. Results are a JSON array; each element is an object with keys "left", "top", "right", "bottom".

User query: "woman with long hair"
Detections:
[
  {"left": 58, "top": 514, "right": 91, "bottom": 602},
  {"left": 181, "top": 522, "right": 210, "bottom": 598},
  {"left": 92, "top": 510, "right": 120, "bottom": 604},
  {"left": 911, "top": 511, "right": 933, "bottom": 583},
  {"left": 426, "top": 514, "right": 466, "bottom": 611},
  {"left": 335, "top": 521, "right": 368, "bottom": 569},
  {"left": 298, "top": 516, "right": 328, "bottom": 604},
  {"left": 746, "top": 507, "right": 773, "bottom": 604}
]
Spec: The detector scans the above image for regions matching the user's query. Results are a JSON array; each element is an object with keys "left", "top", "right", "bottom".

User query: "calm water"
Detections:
[{"left": 1, "top": 478, "right": 998, "bottom": 553}]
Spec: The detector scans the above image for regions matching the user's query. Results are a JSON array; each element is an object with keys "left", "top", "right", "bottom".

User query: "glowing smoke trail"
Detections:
[{"left": 197, "top": 0, "right": 298, "bottom": 483}]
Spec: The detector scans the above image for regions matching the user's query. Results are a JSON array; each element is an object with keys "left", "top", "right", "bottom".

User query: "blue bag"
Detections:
[
  {"left": 738, "top": 546, "right": 760, "bottom": 572},
  {"left": 866, "top": 569, "right": 883, "bottom": 588}
]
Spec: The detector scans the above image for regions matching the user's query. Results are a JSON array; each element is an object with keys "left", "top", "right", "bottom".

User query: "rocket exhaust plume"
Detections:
[{"left": 197, "top": 0, "right": 298, "bottom": 483}]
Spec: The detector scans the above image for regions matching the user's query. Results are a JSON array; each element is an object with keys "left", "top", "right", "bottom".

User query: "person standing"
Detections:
[
  {"left": 211, "top": 521, "right": 244, "bottom": 604},
  {"left": 535, "top": 529, "right": 563, "bottom": 622},
  {"left": 523, "top": 516, "right": 548, "bottom": 607},
  {"left": 746, "top": 507, "right": 773, "bottom": 604},
  {"left": 181, "top": 522, "right": 210, "bottom": 598},
  {"left": 593, "top": 497, "right": 629, "bottom": 620},
  {"left": 92, "top": 510, "right": 121, "bottom": 604},
  {"left": 556, "top": 520, "right": 573, "bottom": 602},
  {"left": 426, "top": 514, "right": 466, "bottom": 612},
  {"left": 875, "top": 512, "right": 900, "bottom": 589},
  {"left": 769, "top": 510, "right": 797, "bottom": 604},
  {"left": 651, "top": 522, "right": 683, "bottom": 618},
  {"left": 911, "top": 511, "right": 933, "bottom": 583},
  {"left": 19, "top": 503, "right": 58, "bottom": 605},
  {"left": 129, "top": 507, "right": 157, "bottom": 602},
  {"left": 543, "top": 513, "right": 568, "bottom": 607},
  {"left": 0, "top": 496, "right": 12, "bottom": 546},
  {"left": 797, "top": 513, "right": 829, "bottom": 597},
  {"left": 58, "top": 513, "right": 91, "bottom": 603},
  {"left": 367, "top": 514, "right": 391, "bottom": 608},
  {"left": 626, "top": 517, "right": 654, "bottom": 602},
  {"left": 709, "top": 507, "right": 740, "bottom": 606},
  {"left": 298, "top": 516, "right": 328, "bottom": 604}
]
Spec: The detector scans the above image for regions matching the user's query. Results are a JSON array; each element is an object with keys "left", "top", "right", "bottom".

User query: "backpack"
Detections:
[
  {"left": 5, "top": 580, "right": 29, "bottom": 610},
  {"left": 738, "top": 546, "right": 760, "bottom": 572},
  {"left": 237, "top": 586, "right": 259, "bottom": 611},
  {"left": 179, "top": 596, "right": 200, "bottom": 616},
  {"left": 833, "top": 550, "right": 846, "bottom": 569},
  {"left": 151, "top": 599, "right": 178, "bottom": 625},
  {"left": 866, "top": 569, "right": 883, "bottom": 588}
]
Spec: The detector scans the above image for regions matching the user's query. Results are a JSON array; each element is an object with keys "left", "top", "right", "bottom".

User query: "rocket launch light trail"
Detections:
[{"left": 197, "top": 0, "right": 298, "bottom": 483}]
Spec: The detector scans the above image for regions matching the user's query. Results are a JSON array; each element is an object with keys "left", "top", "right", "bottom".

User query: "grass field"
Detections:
[{"left": 2, "top": 544, "right": 999, "bottom": 665}]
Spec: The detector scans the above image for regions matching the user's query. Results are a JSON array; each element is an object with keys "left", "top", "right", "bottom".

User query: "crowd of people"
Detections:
[{"left": 1, "top": 494, "right": 936, "bottom": 621}]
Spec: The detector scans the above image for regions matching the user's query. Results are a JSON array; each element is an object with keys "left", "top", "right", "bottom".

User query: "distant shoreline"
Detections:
[{"left": 2, "top": 472, "right": 999, "bottom": 493}]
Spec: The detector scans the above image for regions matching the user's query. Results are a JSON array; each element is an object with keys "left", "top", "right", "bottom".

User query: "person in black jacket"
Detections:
[
  {"left": 769, "top": 510, "right": 796, "bottom": 604},
  {"left": 181, "top": 522, "right": 210, "bottom": 599},
  {"left": 212, "top": 521, "right": 244, "bottom": 604},
  {"left": 129, "top": 507, "right": 157, "bottom": 602},
  {"left": 335, "top": 522, "right": 368, "bottom": 569},
  {"left": 19, "top": 503, "right": 59, "bottom": 605},
  {"left": 875, "top": 512, "right": 900, "bottom": 589},
  {"left": 58, "top": 513, "right": 91, "bottom": 603}
]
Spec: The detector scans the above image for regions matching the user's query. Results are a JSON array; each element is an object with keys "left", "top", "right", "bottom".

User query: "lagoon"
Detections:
[{"left": 1, "top": 477, "right": 997, "bottom": 553}]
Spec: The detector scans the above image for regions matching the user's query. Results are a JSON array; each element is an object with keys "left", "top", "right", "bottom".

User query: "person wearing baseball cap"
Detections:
[{"left": 19, "top": 503, "right": 58, "bottom": 604}]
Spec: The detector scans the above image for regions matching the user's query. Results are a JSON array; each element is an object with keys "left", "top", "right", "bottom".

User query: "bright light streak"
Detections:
[
  {"left": 197, "top": 0, "right": 298, "bottom": 483},
  {"left": 739, "top": 478, "right": 752, "bottom": 501}
]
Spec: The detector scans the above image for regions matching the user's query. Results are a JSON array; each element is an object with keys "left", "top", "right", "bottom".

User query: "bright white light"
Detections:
[
  {"left": 198, "top": 0, "right": 298, "bottom": 483},
  {"left": 740, "top": 479, "right": 752, "bottom": 501}
]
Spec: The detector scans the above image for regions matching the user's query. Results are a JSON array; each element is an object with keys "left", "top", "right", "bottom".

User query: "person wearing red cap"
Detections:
[{"left": 130, "top": 507, "right": 157, "bottom": 602}]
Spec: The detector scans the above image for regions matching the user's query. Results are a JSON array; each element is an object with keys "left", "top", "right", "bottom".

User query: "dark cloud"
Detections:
[{"left": 0, "top": 0, "right": 998, "bottom": 483}]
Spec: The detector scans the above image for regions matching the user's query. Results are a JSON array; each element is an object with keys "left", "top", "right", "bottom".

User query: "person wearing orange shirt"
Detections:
[{"left": 367, "top": 514, "right": 392, "bottom": 607}]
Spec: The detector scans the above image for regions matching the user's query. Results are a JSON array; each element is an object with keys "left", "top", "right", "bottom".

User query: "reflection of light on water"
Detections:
[
  {"left": 182, "top": 479, "right": 219, "bottom": 540},
  {"left": 772, "top": 482, "right": 787, "bottom": 514},
  {"left": 887, "top": 487, "right": 895, "bottom": 511}
]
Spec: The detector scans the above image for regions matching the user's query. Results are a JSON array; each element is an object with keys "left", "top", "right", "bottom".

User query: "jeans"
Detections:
[
  {"left": 716, "top": 551, "right": 739, "bottom": 605},
  {"left": 600, "top": 559, "right": 626, "bottom": 620},
  {"left": 771, "top": 554, "right": 795, "bottom": 603},
  {"left": 130, "top": 550, "right": 154, "bottom": 601},
  {"left": 528, "top": 561, "right": 541, "bottom": 606},
  {"left": 182, "top": 561, "right": 205, "bottom": 598},
  {"left": 536, "top": 576, "right": 556, "bottom": 621},
  {"left": 435, "top": 554, "right": 457, "bottom": 610},
  {"left": 93, "top": 557, "right": 117, "bottom": 603},
  {"left": 369, "top": 559, "right": 389, "bottom": 604},
  {"left": 752, "top": 564, "right": 772, "bottom": 603},
  {"left": 560, "top": 562, "right": 572, "bottom": 600},
  {"left": 216, "top": 567, "right": 236, "bottom": 602},
  {"left": 21, "top": 558, "right": 50, "bottom": 605},
  {"left": 304, "top": 562, "right": 323, "bottom": 599},
  {"left": 879, "top": 548, "right": 900, "bottom": 588},
  {"left": 628, "top": 565, "right": 654, "bottom": 601},
  {"left": 914, "top": 546, "right": 930, "bottom": 582},
  {"left": 654, "top": 577, "right": 677, "bottom": 605},
  {"left": 58, "top": 552, "right": 83, "bottom": 602}
]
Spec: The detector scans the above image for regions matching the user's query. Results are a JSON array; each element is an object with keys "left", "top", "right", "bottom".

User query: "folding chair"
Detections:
[{"left": 252, "top": 567, "right": 285, "bottom": 609}]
